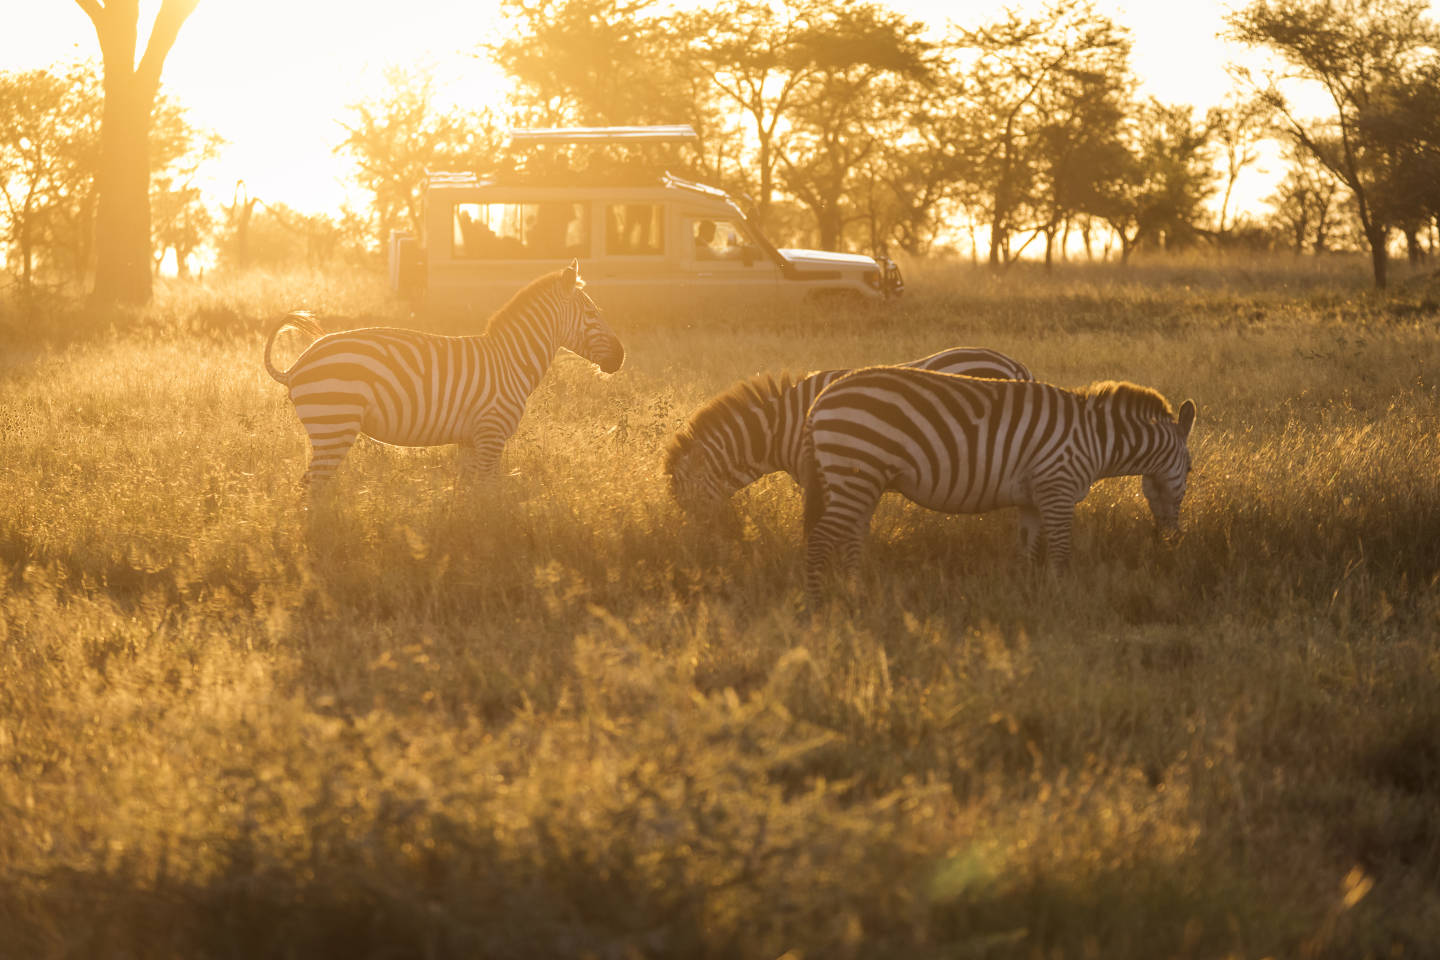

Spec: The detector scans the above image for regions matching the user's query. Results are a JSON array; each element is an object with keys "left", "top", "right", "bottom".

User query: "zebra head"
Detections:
[
  {"left": 1141, "top": 399, "right": 1196, "bottom": 534},
  {"left": 558, "top": 259, "right": 625, "bottom": 374},
  {"left": 664, "top": 373, "right": 791, "bottom": 525},
  {"left": 665, "top": 438, "right": 742, "bottom": 528}
]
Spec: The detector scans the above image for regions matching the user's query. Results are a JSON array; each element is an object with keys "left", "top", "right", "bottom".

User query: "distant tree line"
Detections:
[
  {"left": 311, "top": 0, "right": 1440, "bottom": 289},
  {"left": 3, "top": 0, "right": 1438, "bottom": 300},
  {"left": 0, "top": 60, "right": 370, "bottom": 298},
  {"left": 0, "top": 60, "right": 220, "bottom": 295}
]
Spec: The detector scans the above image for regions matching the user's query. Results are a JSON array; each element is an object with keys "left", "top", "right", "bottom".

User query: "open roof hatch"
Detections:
[{"left": 507, "top": 125, "right": 699, "bottom": 147}]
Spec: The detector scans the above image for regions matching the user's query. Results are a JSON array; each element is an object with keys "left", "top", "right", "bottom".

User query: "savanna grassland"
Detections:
[{"left": 1, "top": 256, "right": 1438, "bottom": 959}]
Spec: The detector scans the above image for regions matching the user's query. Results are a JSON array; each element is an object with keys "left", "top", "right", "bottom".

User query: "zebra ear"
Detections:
[
  {"left": 1177, "top": 400, "right": 1196, "bottom": 439},
  {"left": 563, "top": 258, "right": 580, "bottom": 289}
]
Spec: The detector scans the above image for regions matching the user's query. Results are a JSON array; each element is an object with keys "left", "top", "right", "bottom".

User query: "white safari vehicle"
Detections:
[{"left": 388, "top": 126, "right": 903, "bottom": 315}]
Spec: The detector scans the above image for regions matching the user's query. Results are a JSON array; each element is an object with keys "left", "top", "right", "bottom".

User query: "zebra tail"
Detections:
[{"left": 263, "top": 311, "right": 326, "bottom": 385}]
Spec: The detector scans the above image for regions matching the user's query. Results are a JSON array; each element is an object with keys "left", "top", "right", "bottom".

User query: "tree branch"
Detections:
[
  {"left": 137, "top": 0, "right": 201, "bottom": 90},
  {"left": 72, "top": 0, "right": 102, "bottom": 26}
]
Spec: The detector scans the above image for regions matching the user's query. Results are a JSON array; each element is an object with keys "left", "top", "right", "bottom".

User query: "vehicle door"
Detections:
[
  {"left": 588, "top": 200, "right": 682, "bottom": 302},
  {"left": 683, "top": 216, "right": 781, "bottom": 300}
]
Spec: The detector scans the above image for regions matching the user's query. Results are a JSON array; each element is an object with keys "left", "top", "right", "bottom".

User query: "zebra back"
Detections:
[{"left": 773, "top": 347, "right": 1036, "bottom": 477}]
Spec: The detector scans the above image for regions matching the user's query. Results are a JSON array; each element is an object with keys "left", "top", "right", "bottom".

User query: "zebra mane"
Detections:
[
  {"left": 1082, "top": 380, "right": 1176, "bottom": 421},
  {"left": 484, "top": 268, "right": 573, "bottom": 334},
  {"left": 664, "top": 371, "right": 796, "bottom": 474}
]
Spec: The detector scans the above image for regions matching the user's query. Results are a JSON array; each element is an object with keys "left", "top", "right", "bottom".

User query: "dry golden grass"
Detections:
[{"left": 0, "top": 255, "right": 1437, "bottom": 958}]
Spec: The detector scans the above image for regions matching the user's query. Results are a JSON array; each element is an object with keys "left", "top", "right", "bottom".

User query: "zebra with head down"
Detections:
[{"left": 799, "top": 369, "right": 1196, "bottom": 600}]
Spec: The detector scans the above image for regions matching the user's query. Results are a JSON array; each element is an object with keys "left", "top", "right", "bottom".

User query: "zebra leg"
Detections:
[
  {"left": 1035, "top": 489, "right": 1076, "bottom": 573},
  {"left": 804, "top": 478, "right": 880, "bottom": 603},
  {"left": 1017, "top": 505, "right": 1046, "bottom": 565},
  {"left": 804, "top": 516, "right": 843, "bottom": 604},
  {"left": 457, "top": 436, "right": 508, "bottom": 487},
  {"left": 302, "top": 423, "right": 361, "bottom": 487}
]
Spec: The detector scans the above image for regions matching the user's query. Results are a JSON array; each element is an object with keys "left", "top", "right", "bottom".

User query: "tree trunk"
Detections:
[
  {"left": 988, "top": 213, "right": 1004, "bottom": 268},
  {"left": 79, "top": 0, "right": 200, "bottom": 308},
  {"left": 1367, "top": 223, "right": 1389, "bottom": 290},
  {"left": 816, "top": 205, "right": 842, "bottom": 251},
  {"left": 1218, "top": 174, "right": 1236, "bottom": 239},
  {"left": 756, "top": 134, "right": 773, "bottom": 230},
  {"left": 1118, "top": 229, "right": 1134, "bottom": 264},
  {"left": 92, "top": 78, "right": 154, "bottom": 306},
  {"left": 1404, "top": 226, "right": 1423, "bottom": 266},
  {"left": 989, "top": 132, "right": 1013, "bottom": 269}
]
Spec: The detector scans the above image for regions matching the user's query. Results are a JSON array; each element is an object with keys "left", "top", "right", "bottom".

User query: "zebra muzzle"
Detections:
[{"left": 598, "top": 341, "right": 625, "bottom": 374}]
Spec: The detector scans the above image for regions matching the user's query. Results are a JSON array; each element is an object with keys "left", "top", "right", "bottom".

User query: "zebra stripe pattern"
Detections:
[
  {"left": 263, "top": 259, "right": 623, "bottom": 486},
  {"left": 664, "top": 347, "right": 1034, "bottom": 518},
  {"left": 800, "top": 368, "right": 1195, "bottom": 600}
]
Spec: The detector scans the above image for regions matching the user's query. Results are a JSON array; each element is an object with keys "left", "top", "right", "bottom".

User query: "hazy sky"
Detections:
[{"left": 3, "top": 1, "right": 1302, "bottom": 217}]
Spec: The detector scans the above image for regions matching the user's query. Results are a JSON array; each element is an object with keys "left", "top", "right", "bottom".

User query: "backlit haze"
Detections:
[{"left": 6, "top": 1, "right": 1277, "bottom": 221}]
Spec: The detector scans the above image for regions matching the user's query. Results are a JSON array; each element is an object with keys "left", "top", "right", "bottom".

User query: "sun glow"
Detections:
[
  {"left": 4, "top": 1, "right": 514, "bottom": 218},
  {"left": 2, "top": 0, "right": 1363, "bottom": 225}
]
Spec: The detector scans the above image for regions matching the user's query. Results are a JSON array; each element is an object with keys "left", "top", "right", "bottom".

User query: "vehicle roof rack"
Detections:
[{"left": 508, "top": 125, "right": 699, "bottom": 146}]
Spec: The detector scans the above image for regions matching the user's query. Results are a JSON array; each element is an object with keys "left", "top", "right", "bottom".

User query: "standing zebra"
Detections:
[
  {"left": 800, "top": 369, "right": 1195, "bottom": 600},
  {"left": 263, "top": 259, "right": 623, "bottom": 487},
  {"left": 665, "top": 347, "right": 1033, "bottom": 519}
]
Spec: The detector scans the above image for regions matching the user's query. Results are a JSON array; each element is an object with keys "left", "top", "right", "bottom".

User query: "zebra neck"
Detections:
[
  {"left": 754, "top": 377, "right": 821, "bottom": 478},
  {"left": 490, "top": 309, "right": 560, "bottom": 391},
  {"left": 1094, "top": 418, "right": 1162, "bottom": 478}
]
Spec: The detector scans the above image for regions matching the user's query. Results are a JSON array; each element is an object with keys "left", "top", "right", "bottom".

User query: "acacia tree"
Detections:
[
  {"left": 492, "top": 0, "right": 685, "bottom": 126},
  {"left": 0, "top": 64, "right": 100, "bottom": 290},
  {"left": 1226, "top": 0, "right": 1440, "bottom": 288},
  {"left": 777, "top": 1, "right": 934, "bottom": 250},
  {"left": 678, "top": 0, "right": 831, "bottom": 231},
  {"left": 852, "top": 71, "right": 966, "bottom": 256},
  {"left": 1205, "top": 92, "right": 1270, "bottom": 241},
  {"left": 950, "top": 0, "right": 1131, "bottom": 268},
  {"left": 1361, "top": 62, "right": 1440, "bottom": 263},
  {"left": 76, "top": 0, "right": 201, "bottom": 306},
  {"left": 2, "top": 60, "right": 215, "bottom": 287},
  {"left": 489, "top": 0, "right": 731, "bottom": 190},
  {"left": 1266, "top": 142, "right": 1346, "bottom": 253},
  {"left": 1090, "top": 100, "right": 1216, "bottom": 262},
  {"left": 336, "top": 66, "right": 508, "bottom": 249},
  {"left": 1030, "top": 54, "right": 1133, "bottom": 268}
]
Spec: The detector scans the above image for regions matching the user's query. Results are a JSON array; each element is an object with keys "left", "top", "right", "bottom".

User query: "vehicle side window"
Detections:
[
  {"left": 453, "top": 202, "right": 588, "bottom": 259},
  {"left": 691, "top": 219, "right": 758, "bottom": 262},
  {"left": 605, "top": 204, "right": 665, "bottom": 256}
]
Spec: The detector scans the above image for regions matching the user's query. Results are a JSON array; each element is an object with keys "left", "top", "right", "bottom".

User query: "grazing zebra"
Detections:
[
  {"left": 800, "top": 368, "right": 1195, "bottom": 600},
  {"left": 263, "top": 259, "right": 623, "bottom": 487},
  {"left": 664, "top": 347, "right": 1033, "bottom": 518}
]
